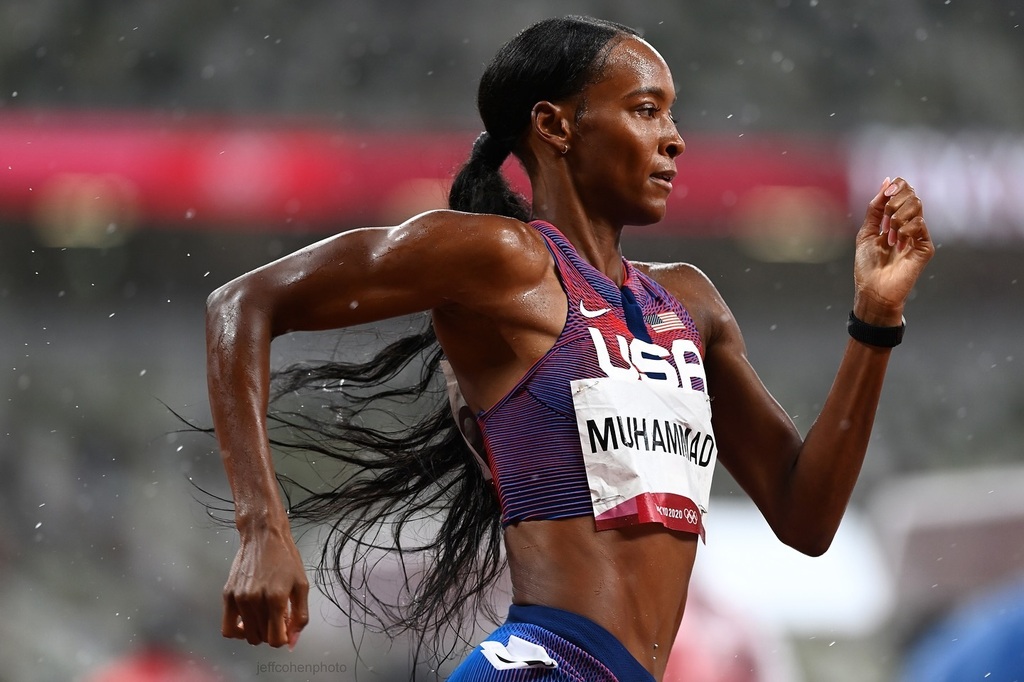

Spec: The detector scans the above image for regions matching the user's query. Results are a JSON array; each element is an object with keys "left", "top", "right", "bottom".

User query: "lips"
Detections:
[{"left": 651, "top": 169, "right": 676, "bottom": 189}]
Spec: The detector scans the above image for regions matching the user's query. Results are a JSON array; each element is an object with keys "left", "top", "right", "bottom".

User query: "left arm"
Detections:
[{"left": 661, "top": 177, "right": 933, "bottom": 555}]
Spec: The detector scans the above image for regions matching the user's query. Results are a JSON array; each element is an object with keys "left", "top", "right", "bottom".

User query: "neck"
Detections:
[
  {"left": 526, "top": 151, "right": 629, "bottom": 283},
  {"left": 532, "top": 196, "right": 626, "bottom": 285}
]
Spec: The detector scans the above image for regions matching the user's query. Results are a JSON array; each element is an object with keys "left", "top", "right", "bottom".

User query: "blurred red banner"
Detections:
[{"left": 0, "top": 110, "right": 849, "bottom": 237}]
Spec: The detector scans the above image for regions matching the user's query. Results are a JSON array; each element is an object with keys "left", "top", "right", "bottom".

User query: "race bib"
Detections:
[{"left": 571, "top": 377, "right": 717, "bottom": 539}]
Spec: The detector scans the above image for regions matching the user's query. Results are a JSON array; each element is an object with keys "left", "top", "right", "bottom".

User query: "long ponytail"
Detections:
[
  {"left": 448, "top": 132, "right": 530, "bottom": 220},
  {"left": 265, "top": 322, "right": 503, "bottom": 671}
]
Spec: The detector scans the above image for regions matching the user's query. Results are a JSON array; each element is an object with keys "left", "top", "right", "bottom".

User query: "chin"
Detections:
[{"left": 624, "top": 207, "right": 668, "bottom": 227}]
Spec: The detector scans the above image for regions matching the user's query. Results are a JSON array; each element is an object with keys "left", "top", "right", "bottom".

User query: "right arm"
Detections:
[{"left": 205, "top": 210, "right": 546, "bottom": 647}]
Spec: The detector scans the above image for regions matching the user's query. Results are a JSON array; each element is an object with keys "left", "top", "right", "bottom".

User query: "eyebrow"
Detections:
[{"left": 623, "top": 85, "right": 676, "bottom": 105}]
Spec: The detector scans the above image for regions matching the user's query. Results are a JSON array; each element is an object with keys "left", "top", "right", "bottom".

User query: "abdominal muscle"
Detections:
[{"left": 503, "top": 515, "right": 699, "bottom": 679}]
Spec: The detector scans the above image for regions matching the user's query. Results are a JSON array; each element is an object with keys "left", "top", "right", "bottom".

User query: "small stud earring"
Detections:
[{"left": 561, "top": 144, "right": 569, "bottom": 155}]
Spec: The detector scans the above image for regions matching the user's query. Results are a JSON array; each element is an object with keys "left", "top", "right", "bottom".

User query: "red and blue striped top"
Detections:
[{"left": 477, "top": 220, "right": 708, "bottom": 526}]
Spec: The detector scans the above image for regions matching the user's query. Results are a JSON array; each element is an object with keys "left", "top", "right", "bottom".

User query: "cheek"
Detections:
[{"left": 603, "top": 131, "right": 648, "bottom": 172}]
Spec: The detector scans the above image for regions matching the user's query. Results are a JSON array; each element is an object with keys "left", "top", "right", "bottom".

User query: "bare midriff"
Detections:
[{"left": 503, "top": 516, "right": 698, "bottom": 680}]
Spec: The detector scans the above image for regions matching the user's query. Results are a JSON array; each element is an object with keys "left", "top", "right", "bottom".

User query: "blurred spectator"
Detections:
[
  {"left": 665, "top": 587, "right": 800, "bottom": 682},
  {"left": 85, "top": 646, "right": 228, "bottom": 682},
  {"left": 901, "top": 578, "right": 1024, "bottom": 682}
]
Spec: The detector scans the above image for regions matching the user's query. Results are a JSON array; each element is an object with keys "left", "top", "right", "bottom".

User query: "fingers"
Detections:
[
  {"left": 263, "top": 579, "right": 310, "bottom": 648},
  {"left": 222, "top": 594, "right": 245, "bottom": 640},
  {"left": 880, "top": 177, "right": 927, "bottom": 250},
  {"left": 219, "top": 531, "right": 309, "bottom": 649},
  {"left": 224, "top": 586, "right": 303, "bottom": 648},
  {"left": 878, "top": 176, "right": 892, "bottom": 238},
  {"left": 288, "top": 579, "right": 311, "bottom": 650},
  {"left": 863, "top": 176, "right": 927, "bottom": 252},
  {"left": 235, "top": 592, "right": 271, "bottom": 646},
  {"left": 267, "top": 604, "right": 289, "bottom": 648},
  {"left": 860, "top": 176, "right": 892, "bottom": 238}
]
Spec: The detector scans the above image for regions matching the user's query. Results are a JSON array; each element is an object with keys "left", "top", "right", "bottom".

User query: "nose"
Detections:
[{"left": 663, "top": 127, "right": 685, "bottom": 158}]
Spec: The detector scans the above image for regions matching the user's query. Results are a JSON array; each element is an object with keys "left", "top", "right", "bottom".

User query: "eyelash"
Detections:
[{"left": 640, "top": 105, "right": 677, "bottom": 124}]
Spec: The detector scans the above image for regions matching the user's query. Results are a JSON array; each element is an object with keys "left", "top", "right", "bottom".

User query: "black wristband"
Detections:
[{"left": 848, "top": 310, "right": 905, "bottom": 348}]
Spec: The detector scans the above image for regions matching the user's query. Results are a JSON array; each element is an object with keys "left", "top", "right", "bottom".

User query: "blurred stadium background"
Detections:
[{"left": 2, "top": 1, "right": 1023, "bottom": 680}]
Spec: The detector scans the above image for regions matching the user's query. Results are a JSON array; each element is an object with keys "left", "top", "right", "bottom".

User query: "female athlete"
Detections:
[{"left": 205, "top": 15, "right": 933, "bottom": 681}]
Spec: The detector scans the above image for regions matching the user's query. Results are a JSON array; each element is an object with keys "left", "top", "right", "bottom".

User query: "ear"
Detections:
[{"left": 530, "top": 100, "right": 573, "bottom": 156}]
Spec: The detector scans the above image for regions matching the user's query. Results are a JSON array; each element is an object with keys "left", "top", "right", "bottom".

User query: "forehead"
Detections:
[{"left": 590, "top": 36, "right": 676, "bottom": 101}]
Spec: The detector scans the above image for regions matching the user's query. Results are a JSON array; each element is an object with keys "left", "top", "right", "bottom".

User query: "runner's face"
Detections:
[{"left": 570, "top": 37, "right": 684, "bottom": 227}]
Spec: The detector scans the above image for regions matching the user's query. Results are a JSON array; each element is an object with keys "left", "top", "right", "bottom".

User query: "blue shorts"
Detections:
[{"left": 446, "top": 604, "right": 654, "bottom": 681}]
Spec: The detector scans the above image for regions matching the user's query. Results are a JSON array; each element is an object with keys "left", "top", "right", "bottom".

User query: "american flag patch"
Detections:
[{"left": 644, "top": 310, "right": 686, "bottom": 333}]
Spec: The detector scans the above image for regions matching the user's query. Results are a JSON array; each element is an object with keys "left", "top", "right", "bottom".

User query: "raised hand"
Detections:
[{"left": 853, "top": 176, "right": 935, "bottom": 325}]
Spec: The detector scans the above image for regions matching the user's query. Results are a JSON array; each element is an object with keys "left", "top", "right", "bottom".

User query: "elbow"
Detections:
[
  {"left": 205, "top": 282, "right": 237, "bottom": 336},
  {"left": 774, "top": 521, "right": 838, "bottom": 558},
  {"left": 788, "top": 536, "right": 833, "bottom": 558},
  {"left": 206, "top": 279, "right": 268, "bottom": 343}
]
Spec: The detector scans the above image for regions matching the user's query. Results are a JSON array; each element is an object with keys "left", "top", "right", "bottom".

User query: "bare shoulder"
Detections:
[
  {"left": 402, "top": 210, "right": 551, "bottom": 283},
  {"left": 392, "top": 210, "right": 563, "bottom": 329},
  {"left": 633, "top": 260, "right": 716, "bottom": 296},
  {"left": 406, "top": 210, "right": 547, "bottom": 260},
  {"left": 632, "top": 260, "right": 734, "bottom": 348}
]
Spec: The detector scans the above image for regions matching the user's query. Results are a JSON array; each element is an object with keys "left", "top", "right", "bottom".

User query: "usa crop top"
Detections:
[{"left": 475, "top": 220, "right": 710, "bottom": 529}]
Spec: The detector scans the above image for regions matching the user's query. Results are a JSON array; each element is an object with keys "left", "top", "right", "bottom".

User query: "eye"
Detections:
[{"left": 638, "top": 104, "right": 677, "bottom": 125}]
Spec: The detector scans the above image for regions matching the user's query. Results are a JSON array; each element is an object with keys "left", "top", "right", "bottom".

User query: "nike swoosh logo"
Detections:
[
  {"left": 579, "top": 300, "right": 612, "bottom": 318},
  {"left": 493, "top": 654, "right": 556, "bottom": 669}
]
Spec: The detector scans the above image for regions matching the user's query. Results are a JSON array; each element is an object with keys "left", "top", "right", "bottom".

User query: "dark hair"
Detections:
[
  {"left": 448, "top": 15, "right": 639, "bottom": 220},
  {"left": 260, "top": 15, "right": 638, "bottom": 677}
]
